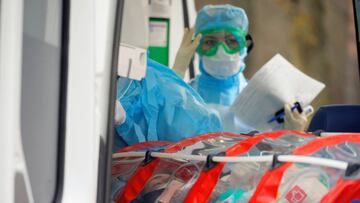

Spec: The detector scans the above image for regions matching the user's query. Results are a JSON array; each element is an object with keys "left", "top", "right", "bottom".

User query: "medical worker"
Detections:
[
  {"left": 114, "top": 59, "right": 222, "bottom": 149},
  {"left": 113, "top": 1, "right": 223, "bottom": 150},
  {"left": 173, "top": 4, "right": 309, "bottom": 132},
  {"left": 174, "top": 4, "right": 251, "bottom": 107}
]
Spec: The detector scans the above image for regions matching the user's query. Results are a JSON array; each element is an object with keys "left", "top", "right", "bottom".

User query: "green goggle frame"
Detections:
[{"left": 196, "top": 27, "right": 247, "bottom": 57}]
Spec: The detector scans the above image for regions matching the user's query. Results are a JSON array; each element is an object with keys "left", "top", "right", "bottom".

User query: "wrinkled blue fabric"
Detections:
[
  {"left": 115, "top": 59, "right": 222, "bottom": 146},
  {"left": 190, "top": 60, "right": 247, "bottom": 106},
  {"left": 195, "top": 4, "right": 248, "bottom": 34}
]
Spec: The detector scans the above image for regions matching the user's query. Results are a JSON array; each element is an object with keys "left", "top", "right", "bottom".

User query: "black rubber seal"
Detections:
[
  {"left": 204, "top": 152, "right": 226, "bottom": 171},
  {"left": 54, "top": 0, "right": 70, "bottom": 202},
  {"left": 246, "top": 34, "right": 254, "bottom": 54},
  {"left": 271, "top": 154, "right": 283, "bottom": 170},
  {"left": 345, "top": 162, "right": 360, "bottom": 177}
]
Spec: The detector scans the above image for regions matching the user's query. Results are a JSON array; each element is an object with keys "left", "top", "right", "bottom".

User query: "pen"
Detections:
[{"left": 267, "top": 102, "right": 302, "bottom": 124}]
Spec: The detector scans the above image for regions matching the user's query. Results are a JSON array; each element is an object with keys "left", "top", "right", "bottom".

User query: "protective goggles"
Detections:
[{"left": 196, "top": 28, "right": 254, "bottom": 57}]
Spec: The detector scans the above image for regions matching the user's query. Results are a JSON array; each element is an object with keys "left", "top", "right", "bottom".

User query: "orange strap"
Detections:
[
  {"left": 116, "top": 132, "right": 247, "bottom": 203},
  {"left": 249, "top": 134, "right": 360, "bottom": 203},
  {"left": 183, "top": 130, "right": 311, "bottom": 203}
]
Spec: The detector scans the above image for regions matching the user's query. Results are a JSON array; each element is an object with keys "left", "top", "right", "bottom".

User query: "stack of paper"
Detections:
[{"left": 229, "top": 54, "right": 325, "bottom": 131}]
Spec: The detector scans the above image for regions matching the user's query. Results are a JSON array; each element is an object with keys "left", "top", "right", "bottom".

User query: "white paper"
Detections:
[
  {"left": 149, "top": 21, "right": 168, "bottom": 47},
  {"left": 229, "top": 54, "right": 325, "bottom": 132}
]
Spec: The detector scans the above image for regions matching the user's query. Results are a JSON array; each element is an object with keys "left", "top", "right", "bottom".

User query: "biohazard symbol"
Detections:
[{"left": 285, "top": 185, "right": 307, "bottom": 203}]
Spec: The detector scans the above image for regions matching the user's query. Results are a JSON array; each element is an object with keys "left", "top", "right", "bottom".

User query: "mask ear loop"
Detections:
[{"left": 246, "top": 34, "right": 254, "bottom": 54}]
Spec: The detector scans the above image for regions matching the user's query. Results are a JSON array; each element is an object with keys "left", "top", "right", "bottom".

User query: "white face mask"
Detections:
[{"left": 202, "top": 47, "right": 246, "bottom": 80}]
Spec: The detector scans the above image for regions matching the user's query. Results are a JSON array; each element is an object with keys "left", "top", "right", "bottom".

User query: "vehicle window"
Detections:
[{"left": 21, "top": 0, "right": 63, "bottom": 202}]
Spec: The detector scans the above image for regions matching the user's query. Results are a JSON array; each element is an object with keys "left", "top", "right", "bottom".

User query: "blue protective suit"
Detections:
[
  {"left": 189, "top": 62, "right": 251, "bottom": 134},
  {"left": 115, "top": 59, "right": 222, "bottom": 146},
  {"left": 187, "top": 4, "right": 252, "bottom": 134}
]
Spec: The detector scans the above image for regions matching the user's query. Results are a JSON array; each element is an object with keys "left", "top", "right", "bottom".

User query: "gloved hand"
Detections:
[
  {"left": 173, "top": 28, "right": 202, "bottom": 78},
  {"left": 114, "top": 100, "right": 126, "bottom": 125},
  {"left": 284, "top": 103, "right": 313, "bottom": 131}
]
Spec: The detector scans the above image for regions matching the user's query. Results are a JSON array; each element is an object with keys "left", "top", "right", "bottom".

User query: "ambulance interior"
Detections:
[
  {"left": 6, "top": 0, "right": 360, "bottom": 202},
  {"left": 117, "top": 0, "right": 360, "bottom": 141},
  {"left": 110, "top": 0, "right": 360, "bottom": 202}
]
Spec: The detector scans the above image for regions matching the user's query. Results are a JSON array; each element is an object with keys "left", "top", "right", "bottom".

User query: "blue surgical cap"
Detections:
[{"left": 195, "top": 4, "right": 249, "bottom": 35}]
